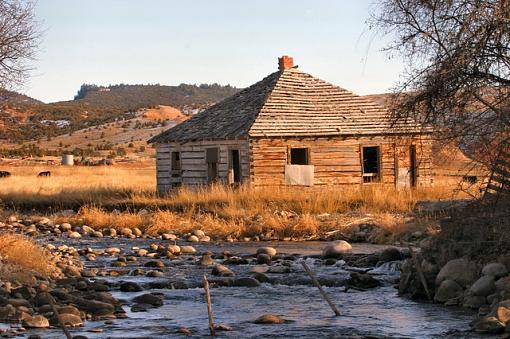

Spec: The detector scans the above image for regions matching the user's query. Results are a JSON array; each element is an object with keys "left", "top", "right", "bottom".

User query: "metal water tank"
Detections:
[{"left": 61, "top": 154, "right": 74, "bottom": 166}]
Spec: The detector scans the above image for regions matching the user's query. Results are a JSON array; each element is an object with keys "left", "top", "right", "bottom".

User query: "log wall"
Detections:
[
  {"left": 156, "top": 139, "right": 250, "bottom": 193},
  {"left": 249, "top": 136, "right": 432, "bottom": 187}
]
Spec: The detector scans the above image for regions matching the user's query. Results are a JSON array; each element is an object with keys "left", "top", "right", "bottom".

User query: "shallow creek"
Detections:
[{"left": 32, "top": 240, "right": 478, "bottom": 338}]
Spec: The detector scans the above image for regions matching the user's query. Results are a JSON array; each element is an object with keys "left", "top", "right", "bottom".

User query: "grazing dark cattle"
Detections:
[
  {"left": 0, "top": 171, "right": 11, "bottom": 178},
  {"left": 38, "top": 171, "right": 51, "bottom": 177}
]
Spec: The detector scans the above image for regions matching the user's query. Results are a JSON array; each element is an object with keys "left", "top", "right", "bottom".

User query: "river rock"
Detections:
[
  {"left": 133, "top": 293, "right": 164, "bottom": 307},
  {"left": 496, "top": 276, "right": 510, "bottom": 293},
  {"left": 496, "top": 300, "right": 510, "bottom": 323},
  {"left": 434, "top": 280, "right": 463, "bottom": 303},
  {"left": 379, "top": 247, "right": 402, "bottom": 262},
  {"left": 463, "top": 295, "right": 487, "bottom": 309},
  {"left": 103, "top": 228, "right": 117, "bottom": 237},
  {"left": 470, "top": 275, "right": 496, "bottom": 297},
  {"left": 91, "top": 231, "right": 103, "bottom": 238},
  {"left": 74, "top": 298, "right": 115, "bottom": 316},
  {"left": 212, "top": 264, "right": 234, "bottom": 277},
  {"left": 22, "top": 315, "right": 49, "bottom": 328},
  {"left": 200, "top": 254, "right": 214, "bottom": 266},
  {"left": 251, "top": 265, "right": 269, "bottom": 274},
  {"left": 193, "top": 230, "right": 206, "bottom": 238},
  {"left": 132, "top": 227, "right": 143, "bottom": 237},
  {"left": 120, "top": 281, "right": 142, "bottom": 292},
  {"left": 120, "top": 228, "right": 133, "bottom": 237},
  {"left": 68, "top": 231, "right": 82, "bottom": 239},
  {"left": 322, "top": 240, "right": 352, "bottom": 259},
  {"left": 254, "top": 314, "right": 285, "bottom": 324},
  {"left": 167, "top": 245, "right": 181, "bottom": 254},
  {"left": 105, "top": 247, "right": 121, "bottom": 255},
  {"left": 60, "top": 223, "right": 72, "bottom": 232},
  {"left": 268, "top": 265, "right": 291, "bottom": 274},
  {"left": 131, "top": 303, "right": 147, "bottom": 312},
  {"left": 187, "top": 235, "right": 199, "bottom": 242},
  {"left": 233, "top": 277, "right": 261, "bottom": 287},
  {"left": 146, "top": 270, "right": 164, "bottom": 278},
  {"left": 162, "top": 233, "right": 176, "bottom": 240},
  {"left": 252, "top": 272, "right": 270, "bottom": 283},
  {"left": 57, "top": 313, "right": 83, "bottom": 327},
  {"left": 57, "top": 305, "right": 81, "bottom": 317},
  {"left": 256, "top": 247, "right": 277, "bottom": 257},
  {"left": 257, "top": 254, "right": 271, "bottom": 265},
  {"left": 348, "top": 272, "right": 380, "bottom": 289},
  {"left": 180, "top": 246, "right": 196, "bottom": 254},
  {"left": 144, "top": 260, "right": 165, "bottom": 268},
  {"left": 482, "top": 263, "right": 508, "bottom": 279},
  {"left": 435, "top": 258, "right": 478, "bottom": 287},
  {"left": 472, "top": 316, "right": 505, "bottom": 334}
]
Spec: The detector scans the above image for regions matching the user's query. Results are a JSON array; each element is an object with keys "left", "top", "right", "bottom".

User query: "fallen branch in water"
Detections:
[{"left": 301, "top": 261, "right": 341, "bottom": 316}]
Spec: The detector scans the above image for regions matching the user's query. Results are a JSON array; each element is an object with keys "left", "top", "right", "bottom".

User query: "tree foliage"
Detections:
[
  {"left": 0, "top": 0, "right": 40, "bottom": 88},
  {"left": 371, "top": 0, "right": 510, "bottom": 158}
]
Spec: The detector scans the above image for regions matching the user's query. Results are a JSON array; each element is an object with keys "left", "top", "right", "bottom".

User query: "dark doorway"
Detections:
[
  {"left": 229, "top": 149, "right": 241, "bottom": 184},
  {"left": 206, "top": 148, "right": 219, "bottom": 183},
  {"left": 171, "top": 152, "right": 181, "bottom": 178},
  {"left": 362, "top": 146, "right": 380, "bottom": 183},
  {"left": 410, "top": 145, "right": 417, "bottom": 187}
]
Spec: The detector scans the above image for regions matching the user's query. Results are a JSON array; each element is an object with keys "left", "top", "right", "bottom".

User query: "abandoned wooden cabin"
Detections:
[{"left": 149, "top": 56, "right": 433, "bottom": 193}]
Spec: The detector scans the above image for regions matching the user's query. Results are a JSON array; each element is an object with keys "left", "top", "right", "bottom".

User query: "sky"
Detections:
[{"left": 24, "top": 0, "right": 404, "bottom": 103}]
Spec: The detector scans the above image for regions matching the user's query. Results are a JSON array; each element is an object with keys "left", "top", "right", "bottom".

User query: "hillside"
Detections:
[{"left": 0, "top": 83, "right": 239, "bottom": 143}]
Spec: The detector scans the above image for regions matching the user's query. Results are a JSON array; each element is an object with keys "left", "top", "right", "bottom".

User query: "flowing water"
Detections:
[{"left": 31, "top": 240, "right": 478, "bottom": 338}]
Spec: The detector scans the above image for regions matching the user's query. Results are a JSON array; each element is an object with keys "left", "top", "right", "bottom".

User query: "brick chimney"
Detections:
[{"left": 278, "top": 55, "right": 294, "bottom": 71}]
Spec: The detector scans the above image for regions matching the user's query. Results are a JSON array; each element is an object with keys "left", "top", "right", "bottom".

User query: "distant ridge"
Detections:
[{"left": 0, "top": 83, "right": 240, "bottom": 142}]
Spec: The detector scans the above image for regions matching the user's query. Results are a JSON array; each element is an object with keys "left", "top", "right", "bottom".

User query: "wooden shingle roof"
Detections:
[{"left": 150, "top": 65, "right": 429, "bottom": 143}]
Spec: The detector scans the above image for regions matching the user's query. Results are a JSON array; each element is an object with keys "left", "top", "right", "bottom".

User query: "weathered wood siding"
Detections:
[
  {"left": 249, "top": 136, "right": 432, "bottom": 187},
  {"left": 156, "top": 140, "right": 250, "bottom": 193}
]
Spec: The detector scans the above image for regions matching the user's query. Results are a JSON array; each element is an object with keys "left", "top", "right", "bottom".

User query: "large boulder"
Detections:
[
  {"left": 322, "top": 240, "right": 352, "bottom": 259},
  {"left": 435, "top": 258, "right": 478, "bottom": 287},
  {"left": 482, "top": 263, "right": 508, "bottom": 279},
  {"left": 434, "top": 280, "right": 463, "bottom": 303},
  {"left": 469, "top": 275, "right": 496, "bottom": 297}
]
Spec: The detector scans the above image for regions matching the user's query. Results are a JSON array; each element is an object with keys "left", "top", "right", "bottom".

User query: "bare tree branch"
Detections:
[{"left": 0, "top": 0, "right": 40, "bottom": 89}]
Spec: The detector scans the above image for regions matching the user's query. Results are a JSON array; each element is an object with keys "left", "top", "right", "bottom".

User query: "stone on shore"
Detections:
[
  {"left": 22, "top": 315, "right": 50, "bottom": 328},
  {"left": 482, "top": 263, "right": 508, "bottom": 279},
  {"left": 469, "top": 275, "right": 496, "bottom": 297},
  {"left": 322, "top": 240, "right": 352, "bottom": 259},
  {"left": 256, "top": 247, "right": 277, "bottom": 257},
  {"left": 434, "top": 280, "right": 463, "bottom": 303},
  {"left": 435, "top": 258, "right": 478, "bottom": 287},
  {"left": 120, "top": 281, "right": 142, "bottom": 292}
]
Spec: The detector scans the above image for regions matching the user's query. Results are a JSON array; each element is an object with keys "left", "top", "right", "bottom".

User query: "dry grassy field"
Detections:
[{"left": 0, "top": 164, "right": 482, "bottom": 240}]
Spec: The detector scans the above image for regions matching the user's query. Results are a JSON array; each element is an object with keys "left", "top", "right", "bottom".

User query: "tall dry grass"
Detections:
[
  {"left": 0, "top": 234, "right": 57, "bottom": 283},
  {"left": 1, "top": 165, "right": 479, "bottom": 240}
]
